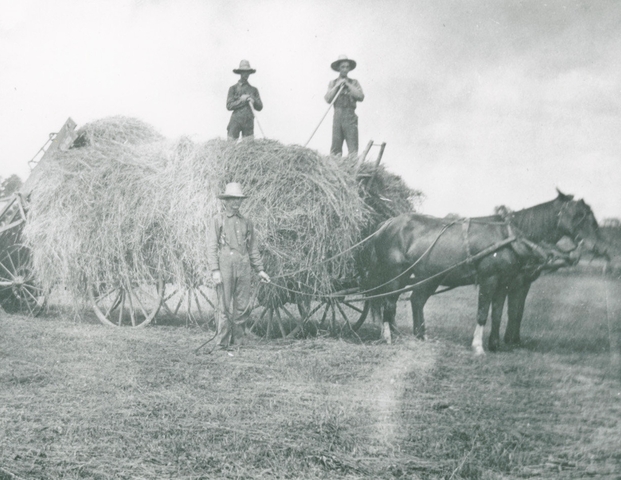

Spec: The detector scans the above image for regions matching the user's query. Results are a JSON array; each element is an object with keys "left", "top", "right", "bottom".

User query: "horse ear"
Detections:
[{"left": 556, "top": 188, "right": 574, "bottom": 201}]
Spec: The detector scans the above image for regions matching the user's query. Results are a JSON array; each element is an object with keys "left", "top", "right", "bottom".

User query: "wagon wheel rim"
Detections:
[
  {"left": 89, "top": 277, "right": 164, "bottom": 328},
  {"left": 0, "top": 246, "right": 46, "bottom": 317},
  {"left": 350, "top": 300, "right": 370, "bottom": 331},
  {"left": 159, "top": 283, "right": 216, "bottom": 329}
]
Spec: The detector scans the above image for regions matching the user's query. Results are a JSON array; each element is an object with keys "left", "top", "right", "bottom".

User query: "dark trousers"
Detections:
[
  {"left": 227, "top": 112, "right": 254, "bottom": 140},
  {"left": 214, "top": 250, "right": 253, "bottom": 347},
  {"left": 330, "top": 108, "right": 358, "bottom": 156}
]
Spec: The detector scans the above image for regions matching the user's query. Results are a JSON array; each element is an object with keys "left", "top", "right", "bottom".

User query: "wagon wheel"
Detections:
[
  {"left": 301, "top": 297, "right": 370, "bottom": 335},
  {"left": 283, "top": 296, "right": 370, "bottom": 337},
  {"left": 249, "top": 300, "right": 302, "bottom": 339},
  {"left": 89, "top": 277, "right": 164, "bottom": 328},
  {"left": 0, "top": 245, "right": 46, "bottom": 317},
  {"left": 159, "top": 283, "right": 217, "bottom": 329}
]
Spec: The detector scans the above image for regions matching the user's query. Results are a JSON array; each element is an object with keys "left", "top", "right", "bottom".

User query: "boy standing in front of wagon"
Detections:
[
  {"left": 324, "top": 55, "right": 364, "bottom": 157},
  {"left": 207, "top": 183, "right": 270, "bottom": 349},
  {"left": 226, "top": 60, "right": 263, "bottom": 141}
]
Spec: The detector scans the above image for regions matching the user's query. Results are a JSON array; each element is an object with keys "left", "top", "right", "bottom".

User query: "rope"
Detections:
[
  {"left": 344, "top": 236, "right": 517, "bottom": 302},
  {"left": 264, "top": 236, "right": 516, "bottom": 303},
  {"left": 271, "top": 227, "right": 381, "bottom": 280},
  {"left": 266, "top": 221, "right": 458, "bottom": 300}
]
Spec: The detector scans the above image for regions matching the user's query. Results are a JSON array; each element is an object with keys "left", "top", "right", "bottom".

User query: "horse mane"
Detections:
[{"left": 510, "top": 198, "right": 561, "bottom": 243}]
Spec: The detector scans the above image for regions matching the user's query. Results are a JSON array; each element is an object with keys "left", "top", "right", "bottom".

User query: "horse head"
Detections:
[{"left": 555, "top": 190, "right": 609, "bottom": 260}]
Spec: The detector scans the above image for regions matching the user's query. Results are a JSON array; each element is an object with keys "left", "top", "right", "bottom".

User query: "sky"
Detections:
[{"left": 1, "top": 0, "right": 620, "bottom": 220}]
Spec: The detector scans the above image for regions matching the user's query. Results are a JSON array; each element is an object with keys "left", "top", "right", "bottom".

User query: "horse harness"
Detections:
[
  {"left": 461, "top": 218, "right": 479, "bottom": 284},
  {"left": 458, "top": 214, "right": 572, "bottom": 281}
]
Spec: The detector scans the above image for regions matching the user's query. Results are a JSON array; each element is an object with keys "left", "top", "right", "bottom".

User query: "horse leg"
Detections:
[
  {"left": 505, "top": 280, "right": 531, "bottom": 345},
  {"left": 382, "top": 295, "right": 398, "bottom": 344},
  {"left": 410, "top": 284, "right": 436, "bottom": 340},
  {"left": 488, "top": 284, "right": 508, "bottom": 352},
  {"left": 472, "top": 277, "right": 497, "bottom": 355}
]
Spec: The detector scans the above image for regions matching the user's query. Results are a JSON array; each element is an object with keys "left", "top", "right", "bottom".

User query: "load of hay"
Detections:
[{"left": 24, "top": 116, "right": 418, "bottom": 307}]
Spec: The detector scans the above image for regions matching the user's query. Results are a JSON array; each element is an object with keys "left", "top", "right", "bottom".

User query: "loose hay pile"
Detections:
[{"left": 24, "top": 117, "right": 418, "bottom": 308}]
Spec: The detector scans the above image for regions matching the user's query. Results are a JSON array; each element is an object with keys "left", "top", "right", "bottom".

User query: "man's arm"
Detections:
[
  {"left": 347, "top": 79, "right": 364, "bottom": 102},
  {"left": 246, "top": 220, "right": 265, "bottom": 273},
  {"left": 206, "top": 218, "right": 221, "bottom": 272},
  {"left": 324, "top": 79, "right": 343, "bottom": 103},
  {"left": 251, "top": 87, "right": 263, "bottom": 111},
  {"left": 226, "top": 85, "right": 248, "bottom": 111}
]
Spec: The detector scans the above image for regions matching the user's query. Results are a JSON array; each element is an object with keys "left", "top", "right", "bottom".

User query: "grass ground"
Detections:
[{"left": 1, "top": 273, "right": 620, "bottom": 479}]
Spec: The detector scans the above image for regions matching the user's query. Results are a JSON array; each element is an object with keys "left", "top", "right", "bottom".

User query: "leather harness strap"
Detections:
[{"left": 462, "top": 218, "right": 478, "bottom": 284}]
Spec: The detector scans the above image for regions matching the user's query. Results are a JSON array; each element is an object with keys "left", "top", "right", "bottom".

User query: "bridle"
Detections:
[{"left": 558, "top": 200, "right": 590, "bottom": 242}]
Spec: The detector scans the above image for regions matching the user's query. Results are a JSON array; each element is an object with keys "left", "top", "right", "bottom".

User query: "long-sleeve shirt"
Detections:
[
  {"left": 206, "top": 212, "right": 265, "bottom": 273},
  {"left": 226, "top": 81, "right": 263, "bottom": 116},
  {"left": 324, "top": 78, "right": 364, "bottom": 109}
]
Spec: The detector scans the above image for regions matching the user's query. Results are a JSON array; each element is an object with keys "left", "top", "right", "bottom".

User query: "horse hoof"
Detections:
[{"left": 472, "top": 346, "right": 486, "bottom": 356}]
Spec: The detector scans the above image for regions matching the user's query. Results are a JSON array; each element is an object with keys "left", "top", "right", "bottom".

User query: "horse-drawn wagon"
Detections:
[{"left": 11, "top": 117, "right": 611, "bottom": 354}]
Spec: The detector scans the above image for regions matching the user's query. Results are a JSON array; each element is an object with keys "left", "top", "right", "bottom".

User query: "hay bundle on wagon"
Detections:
[{"left": 23, "top": 116, "right": 418, "bottom": 330}]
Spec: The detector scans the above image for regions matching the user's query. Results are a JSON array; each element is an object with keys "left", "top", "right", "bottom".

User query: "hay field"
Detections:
[{"left": 1, "top": 273, "right": 620, "bottom": 479}]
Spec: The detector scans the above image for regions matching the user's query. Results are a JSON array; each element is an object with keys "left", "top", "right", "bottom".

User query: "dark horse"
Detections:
[{"left": 365, "top": 190, "right": 607, "bottom": 354}]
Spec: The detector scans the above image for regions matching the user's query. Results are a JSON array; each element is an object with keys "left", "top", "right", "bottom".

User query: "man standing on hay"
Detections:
[
  {"left": 324, "top": 55, "right": 364, "bottom": 157},
  {"left": 207, "top": 182, "right": 271, "bottom": 349},
  {"left": 226, "top": 60, "right": 263, "bottom": 141}
]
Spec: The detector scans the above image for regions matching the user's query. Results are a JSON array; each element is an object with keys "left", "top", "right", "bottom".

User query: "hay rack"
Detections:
[{"left": 0, "top": 118, "right": 78, "bottom": 316}]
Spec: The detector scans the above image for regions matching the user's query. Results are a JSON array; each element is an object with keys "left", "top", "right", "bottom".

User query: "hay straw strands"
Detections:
[{"left": 24, "top": 116, "right": 417, "bottom": 309}]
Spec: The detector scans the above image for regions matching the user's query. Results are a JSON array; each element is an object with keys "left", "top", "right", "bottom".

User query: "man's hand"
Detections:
[
  {"left": 258, "top": 271, "right": 271, "bottom": 283},
  {"left": 240, "top": 94, "right": 250, "bottom": 102},
  {"left": 247, "top": 96, "right": 254, "bottom": 104},
  {"left": 212, "top": 270, "right": 222, "bottom": 285}
]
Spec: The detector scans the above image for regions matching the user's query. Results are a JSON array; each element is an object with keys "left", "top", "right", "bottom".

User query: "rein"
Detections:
[{"left": 270, "top": 227, "right": 381, "bottom": 280}]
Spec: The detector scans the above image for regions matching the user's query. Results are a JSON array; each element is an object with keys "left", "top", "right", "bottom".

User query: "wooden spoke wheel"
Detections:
[
  {"left": 350, "top": 300, "right": 370, "bottom": 331},
  {"left": 249, "top": 300, "right": 302, "bottom": 339},
  {"left": 159, "top": 283, "right": 217, "bottom": 328},
  {"left": 0, "top": 246, "right": 46, "bottom": 317},
  {"left": 300, "top": 297, "right": 370, "bottom": 335},
  {"left": 243, "top": 291, "right": 370, "bottom": 339},
  {"left": 90, "top": 278, "right": 164, "bottom": 328}
]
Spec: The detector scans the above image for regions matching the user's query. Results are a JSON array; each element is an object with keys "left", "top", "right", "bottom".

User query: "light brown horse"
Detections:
[{"left": 365, "top": 190, "right": 607, "bottom": 354}]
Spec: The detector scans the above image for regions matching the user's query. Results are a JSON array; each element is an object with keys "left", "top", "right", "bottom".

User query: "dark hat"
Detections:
[
  {"left": 331, "top": 55, "right": 357, "bottom": 71},
  {"left": 233, "top": 59, "right": 256, "bottom": 74},
  {"left": 218, "top": 182, "right": 248, "bottom": 199}
]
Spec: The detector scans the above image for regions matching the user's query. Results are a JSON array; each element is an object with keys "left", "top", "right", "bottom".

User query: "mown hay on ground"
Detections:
[{"left": 24, "top": 116, "right": 418, "bottom": 306}]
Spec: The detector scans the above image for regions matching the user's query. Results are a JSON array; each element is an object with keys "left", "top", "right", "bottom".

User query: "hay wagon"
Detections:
[
  {"left": 21, "top": 116, "right": 415, "bottom": 332},
  {"left": 0, "top": 119, "right": 78, "bottom": 316}
]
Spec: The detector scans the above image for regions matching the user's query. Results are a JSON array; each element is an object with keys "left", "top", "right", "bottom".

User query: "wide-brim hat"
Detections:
[
  {"left": 218, "top": 182, "right": 248, "bottom": 199},
  {"left": 331, "top": 55, "right": 356, "bottom": 71},
  {"left": 233, "top": 59, "right": 256, "bottom": 74}
]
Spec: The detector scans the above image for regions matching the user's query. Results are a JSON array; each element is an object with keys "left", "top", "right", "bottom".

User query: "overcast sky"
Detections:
[{"left": 1, "top": 0, "right": 619, "bottom": 219}]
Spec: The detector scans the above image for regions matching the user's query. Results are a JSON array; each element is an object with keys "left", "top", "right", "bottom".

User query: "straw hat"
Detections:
[
  {"left": 218, "top": 182, "right": 247, "bottom": 199},
  {"left": 331, "top": 55, "right": 356, "bottom": 72},
  {"left": 233, "top": 59, "right": 256, "bottom": 74}
]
